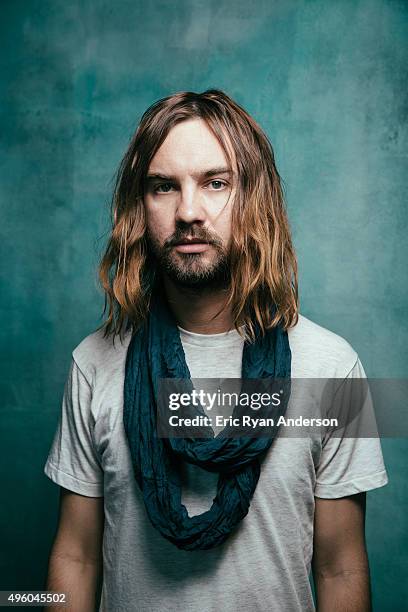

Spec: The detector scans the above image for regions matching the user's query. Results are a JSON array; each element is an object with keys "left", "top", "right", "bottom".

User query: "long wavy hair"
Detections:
[{"left": 98, "top": 89, "right": 299, "bottom": 343}]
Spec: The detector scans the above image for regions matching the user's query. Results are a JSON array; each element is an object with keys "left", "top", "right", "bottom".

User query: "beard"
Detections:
[{"left": 147, "top": 226, "right": 231, "bottom": 290}]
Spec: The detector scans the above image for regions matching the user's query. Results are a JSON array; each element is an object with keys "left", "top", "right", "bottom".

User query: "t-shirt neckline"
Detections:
[{"left": 177, "top": 325, "right": 246, "bottom": 348}]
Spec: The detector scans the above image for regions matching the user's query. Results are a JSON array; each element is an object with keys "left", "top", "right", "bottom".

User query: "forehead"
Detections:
[{"left": 147, "top": 118, "right": 235, "bottom": 175}]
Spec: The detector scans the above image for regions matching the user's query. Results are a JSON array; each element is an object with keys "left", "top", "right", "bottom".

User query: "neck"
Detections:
[{"left": 162, "top": 276, "right": 236, "bottom": 334}]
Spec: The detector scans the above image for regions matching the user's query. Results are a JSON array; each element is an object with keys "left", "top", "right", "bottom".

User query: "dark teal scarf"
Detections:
[{"left": 123, "top": 288, "right": 291, "bottom": 550}]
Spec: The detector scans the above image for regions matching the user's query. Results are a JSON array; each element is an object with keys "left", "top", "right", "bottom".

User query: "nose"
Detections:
[{"left": 175, "top": 181, "right": 206, "bottom": 226}]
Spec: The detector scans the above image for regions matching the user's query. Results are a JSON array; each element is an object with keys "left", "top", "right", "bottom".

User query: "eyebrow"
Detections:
[{"left": 145, "top": 166, "right": 233, "bottom": 182}]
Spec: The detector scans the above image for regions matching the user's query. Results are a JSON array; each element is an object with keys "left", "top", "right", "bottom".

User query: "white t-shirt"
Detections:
[{"left": 44, "top": 313, "right": 388, "bottom": 612}]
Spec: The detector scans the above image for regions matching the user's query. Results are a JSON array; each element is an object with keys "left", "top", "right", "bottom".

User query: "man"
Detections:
[{"left": 44, "top": 89, "right": 388, "bottom": 611}]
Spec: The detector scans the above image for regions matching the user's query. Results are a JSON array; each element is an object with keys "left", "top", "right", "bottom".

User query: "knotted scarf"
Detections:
[{"left": 123, "top": 287, "right": 291, "bottom": 550}]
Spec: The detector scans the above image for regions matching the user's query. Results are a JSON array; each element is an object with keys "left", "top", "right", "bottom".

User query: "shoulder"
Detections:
[
  {"left": 72, "top": 325, "right": 132, "bottom": 386},
  {"left": 287, "top": 313, "right": 358, "bottom": 378}
]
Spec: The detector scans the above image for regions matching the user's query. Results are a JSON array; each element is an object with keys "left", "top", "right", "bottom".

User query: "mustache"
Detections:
[{"left": 164, "top": 227, "right": 224, "bottom": 250}]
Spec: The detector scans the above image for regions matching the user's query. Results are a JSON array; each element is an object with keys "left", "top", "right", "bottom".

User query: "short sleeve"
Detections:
[
  {"left": 314, "top": 357, "right": 388, "bottom": 499},
  {"left": 44, "top": 356, "right": 104, "bottom": 497}
]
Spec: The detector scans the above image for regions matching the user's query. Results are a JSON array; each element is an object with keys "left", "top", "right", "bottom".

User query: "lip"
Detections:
[{"left": 173, "top": 240, "right": 210, "bottom": 254}]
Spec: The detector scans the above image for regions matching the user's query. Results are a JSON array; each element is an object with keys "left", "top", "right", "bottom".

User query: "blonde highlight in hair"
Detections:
[{"left": 98, "top": 89, "right": 299, "bottom": 343}]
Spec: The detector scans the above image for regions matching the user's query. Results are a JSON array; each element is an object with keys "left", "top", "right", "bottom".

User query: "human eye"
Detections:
[
  {"left": 154, "top": 182, "right": 174, "bottom": 194},
  {"left": 207, "top": 179, "right": 228, "bottom": 191}
]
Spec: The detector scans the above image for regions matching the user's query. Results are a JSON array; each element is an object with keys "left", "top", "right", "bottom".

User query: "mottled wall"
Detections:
[{"left": 1, "top": 0, "right": 406, "bottom": 608}]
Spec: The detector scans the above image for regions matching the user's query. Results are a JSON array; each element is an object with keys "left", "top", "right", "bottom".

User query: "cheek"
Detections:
[
  {"left": 212, "top": 201, "right": 233, "bottom": 240},
  {"left": 145, "top": 201, "right": 173, "bottom": 239}
]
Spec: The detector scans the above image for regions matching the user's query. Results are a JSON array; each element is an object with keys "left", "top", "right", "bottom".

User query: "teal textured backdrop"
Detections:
[{"left": 1, "top": 0, "right": 407, "bottom": 609}]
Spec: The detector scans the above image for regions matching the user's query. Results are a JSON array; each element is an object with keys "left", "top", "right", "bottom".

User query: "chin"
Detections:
[
  {"left": 164, "top": 258, "right": 231, "bottom": 290},
  {"left": 172, "top": 251, "right": 213, "bottom": 270}
]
